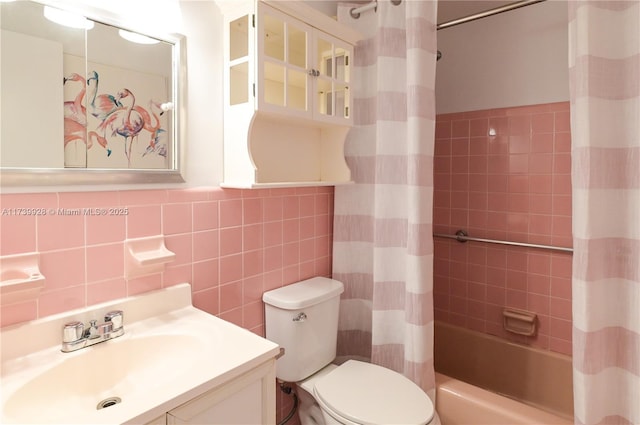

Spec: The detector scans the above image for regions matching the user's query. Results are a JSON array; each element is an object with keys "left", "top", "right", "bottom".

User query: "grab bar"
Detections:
[{"left": 433, "top": 230, "right": 573, "bottom": 253}]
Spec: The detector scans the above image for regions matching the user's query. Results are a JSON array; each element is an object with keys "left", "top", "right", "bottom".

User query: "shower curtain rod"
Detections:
[
  {"left": 437, "top": 0, "right": 546, "bottom": 30},
  {"left": 350, "top": 0, "right": 377, "bottom": 19},
  {"left": 350, "top": 0, "right": 402, "bottom": 19},
  {"left": 433, "top": 230, "right": 574, "bottom": 253}
]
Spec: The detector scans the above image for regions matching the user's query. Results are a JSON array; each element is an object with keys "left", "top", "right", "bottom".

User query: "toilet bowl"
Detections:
[
  {"left": 298, "top": 361, "right": 436, "bottom": 425},
  {"left": 263, "top": 277, "right": 439, "bottom": 425}
]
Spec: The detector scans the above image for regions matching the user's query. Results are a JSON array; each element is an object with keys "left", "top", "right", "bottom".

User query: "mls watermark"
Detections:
[{"left": 1, "top": 207, "right": 129, "bottom": 216}]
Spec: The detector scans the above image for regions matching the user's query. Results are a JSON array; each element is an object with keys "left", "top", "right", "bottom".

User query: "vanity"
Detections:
[{"left": 0, "top": 283, "right": 280, "bottom": 424}]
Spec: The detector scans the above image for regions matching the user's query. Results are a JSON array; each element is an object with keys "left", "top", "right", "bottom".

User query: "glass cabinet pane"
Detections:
[
  {"left": 335, "top": 83, "right": 349, "bottom": 118},
  {"left": 264, "top": 62, "right": 285, "bottom": 106},
  {"left": 315, "top": 36, "right": 350, "bottom": 82},
  {"left": 230, "top": 62, "right": 248, "bottom": 105},
  {"left": 316, "top": 78, "right": 332, "bottom": 116},
  {"left": 288, "top": 69, "right": 307, "bottom": 110},
  {"left": 316, "top": 38, "right": 333, "bottom": 78},
  {"left": 314, "top": 33, "right": 350, "bottom": 121},
  {"left": 230, "top": 15, "right": 248, "bottom": 61},
  {"left": 335, "top": 48, "right": 349, "bottom": 82},
  {"left": 288, "top": 25, "right": 306, "bottom": 69},
  {"left": 264, "top": 14, "right": 284, "bottom": 61},
  {"left": 229, "top": 15, "right": 249, "bottom": 106}
]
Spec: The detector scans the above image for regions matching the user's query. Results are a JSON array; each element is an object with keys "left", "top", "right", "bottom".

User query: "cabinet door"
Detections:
[
  {"left": 313, "top": 31, "right": 352, "bottom": 125},
  {"left": 168, "top": 380, "right": 262, "bottom": 425},
  {"left": 167, "top": 360, "right": 276, "bottom": 425},
  {"left": 257, "top": 3, "right": 313, "bottom": 119}
]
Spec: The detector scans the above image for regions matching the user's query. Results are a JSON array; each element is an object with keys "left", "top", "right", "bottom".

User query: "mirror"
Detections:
[{"left": 0, "top": 0, "right": 185, "bottom": 187}]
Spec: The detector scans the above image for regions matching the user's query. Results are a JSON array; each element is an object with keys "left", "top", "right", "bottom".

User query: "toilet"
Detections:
[{"left": 263, "top": 277, "right": 437, "bottom": 425}]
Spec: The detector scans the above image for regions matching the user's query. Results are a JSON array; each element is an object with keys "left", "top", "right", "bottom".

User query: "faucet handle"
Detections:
[
  {"left": 62, "top": 321, "right": 84, "bottom": 343},
  {"left": 105, "top": 310, "right": 124, "bottom": 330}
]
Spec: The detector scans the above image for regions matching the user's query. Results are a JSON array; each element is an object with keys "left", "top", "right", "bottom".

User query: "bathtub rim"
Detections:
[{"left": 435, "top": 372, "right": 573, "bottom": 425}]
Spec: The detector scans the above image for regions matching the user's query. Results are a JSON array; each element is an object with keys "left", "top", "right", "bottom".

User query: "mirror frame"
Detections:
[{"left": 0, "top": 0, "right": 187, "bottom": 188}]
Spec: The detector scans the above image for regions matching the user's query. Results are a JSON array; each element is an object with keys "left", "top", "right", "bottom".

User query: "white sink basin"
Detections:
[
  {"left": 0, "top": 283, "right": 280, "bottom": 424},
  {"left": 4, "top": 334, "right": 202, "bottom": 423}
]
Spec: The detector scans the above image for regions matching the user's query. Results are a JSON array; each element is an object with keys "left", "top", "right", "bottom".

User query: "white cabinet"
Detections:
[
  {"left": 149, "top": 360, "right": 275, "bottom": 425},
  {"left": 221, "top": 0, "right": 362, "bottom": 188},
  {"left": 256, "top": 3, "right": 352, "bottom": 124}
]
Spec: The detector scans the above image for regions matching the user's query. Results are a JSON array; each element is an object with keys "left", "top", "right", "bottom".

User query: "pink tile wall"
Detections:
[
  {"left": 0, "top": 186, "right": 334, "bottom": 340},
  {"left": 433, "top": 102, "right": 573, "bottom": 356}
]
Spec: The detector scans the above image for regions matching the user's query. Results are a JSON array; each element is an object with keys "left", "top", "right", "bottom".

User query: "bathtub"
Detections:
[
  {"left": 434, "top": 321, "right": 574, "bottom": 424},
  {"left": 435, "top": 373, "right": 572, "bottom": 424}
]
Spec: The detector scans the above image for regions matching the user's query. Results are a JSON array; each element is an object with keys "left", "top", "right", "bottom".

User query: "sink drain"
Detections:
[{"left": 97, "top": 397, "right": 122, "bottom": 410}]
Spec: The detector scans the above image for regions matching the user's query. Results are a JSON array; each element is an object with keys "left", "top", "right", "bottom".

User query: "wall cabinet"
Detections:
[
  {"left": 221, "top": 0, "right": 362, "bottom": 188},
  {"left": 256, "top": 3, "right": 352, "bottom": 124}
]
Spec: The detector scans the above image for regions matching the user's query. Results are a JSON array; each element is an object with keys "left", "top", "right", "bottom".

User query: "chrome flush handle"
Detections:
[{"left": 292, "top": 312, "right": 307, "bottom": 322}]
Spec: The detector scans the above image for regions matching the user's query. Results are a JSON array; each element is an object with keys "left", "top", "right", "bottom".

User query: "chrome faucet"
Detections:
[{"left": 61, "top": 310, "right": 124, "bottom": 352}]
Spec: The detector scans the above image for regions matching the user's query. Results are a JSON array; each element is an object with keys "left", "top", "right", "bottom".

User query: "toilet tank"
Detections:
[{"left": 263, "top": 277, "right": 344, "bottom": 382}]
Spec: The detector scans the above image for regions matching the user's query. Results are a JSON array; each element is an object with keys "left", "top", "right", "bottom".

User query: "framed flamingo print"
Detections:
[{"left": 0, "top": 0, "right": 185, "bottom": 187}]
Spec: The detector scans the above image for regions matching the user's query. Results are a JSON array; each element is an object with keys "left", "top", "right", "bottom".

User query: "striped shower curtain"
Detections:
[
  {"left": 569, "top": 1, "right": 640, "bottom": 424},
  {"left": 333, "top": 0, "right": 438, "bottom": 399}
]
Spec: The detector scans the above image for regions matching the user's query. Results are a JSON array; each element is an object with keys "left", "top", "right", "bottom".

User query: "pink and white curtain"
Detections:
[
  {"left": 333, "top": 0, "right": 438, "bottom": 399},
  {"left": 569, "top": 1, "right": 640, "bottom": 424}
]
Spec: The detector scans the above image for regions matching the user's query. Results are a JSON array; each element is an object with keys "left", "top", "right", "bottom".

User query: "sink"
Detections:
[
  {"left": 3, "top": 334, "right": 204, "bottom": 423},
  {"left": 0, "top": 283, "right": 281, "bottom": 425}
]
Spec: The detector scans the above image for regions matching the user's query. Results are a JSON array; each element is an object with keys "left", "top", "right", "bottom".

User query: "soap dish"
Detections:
[
  {"left": 0, "top": 252, "right": 46, "bottom": 305},
  {"left": 503, "top": 308, "right": 537, "bottom": 336},
  {"left": 125, "top": 235, "right": 176, "bottom": 278}
]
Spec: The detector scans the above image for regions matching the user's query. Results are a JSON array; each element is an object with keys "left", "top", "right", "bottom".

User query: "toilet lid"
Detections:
[{"left": 313, "top": 360, "right": 434, "bottom": 425}]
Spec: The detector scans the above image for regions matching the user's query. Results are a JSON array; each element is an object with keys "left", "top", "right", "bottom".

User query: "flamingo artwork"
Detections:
[
  {"left": 96, "top": 88, "right": 145, "bottom": 166},
  {"left": 64, "top": 118, "right": 86, "bottom": 148},
  {"left": 115, "top": 88, "right": 145, "bottom": 163},
  {"left": 135, "top": 100, "right": 167, "bottom": 157},
  {"left": 86, "top": 70, "right": 122, "bottom": 121},
  {"left": 87, "top": 131, "right": 109, "bottom": 152},
  {"left": 63, "top": 73, "right": 87, "bottom": 126},
  {"left": 63, "top": 73, "right": 87, "bottom": 151},
  {"left": 86, "top": 70, "right": 122, "bottom": 157},
  {"left": 79, "top": 68, "right": 169, "bottom": 168}
]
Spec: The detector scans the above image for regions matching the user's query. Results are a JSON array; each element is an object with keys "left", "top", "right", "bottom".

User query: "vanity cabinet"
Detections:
[
  {"left": 221, "top": 0, "right": 362, "bottom": 188},
  {"left": 145, "top": 359, "right": 276, "bottom": 425},
  {"left": 167, "top": 360, "right": 275, "bottom": 424}
]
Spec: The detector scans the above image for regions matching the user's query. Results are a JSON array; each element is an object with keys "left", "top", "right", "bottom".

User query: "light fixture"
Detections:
[
  {"left": 43, "top": 6, "right": 94, "bottom": 30},
  {"left": 118, "top": 29, "right": 160, "bottom": 45}
]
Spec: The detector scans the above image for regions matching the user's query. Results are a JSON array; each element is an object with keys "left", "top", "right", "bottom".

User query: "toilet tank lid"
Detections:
[{"left": 262, "top": 277, "right": 344, "bottom": 310}]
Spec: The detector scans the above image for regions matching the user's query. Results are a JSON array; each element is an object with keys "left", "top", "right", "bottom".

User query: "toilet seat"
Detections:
[{"left": 313, "top": 360, "right": 435, "bottom": 425}]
